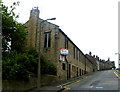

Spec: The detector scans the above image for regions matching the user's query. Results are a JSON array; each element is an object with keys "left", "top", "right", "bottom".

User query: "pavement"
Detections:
[
  {"left": 29, "top": 86, "right": 64, "bottom": 92},
  {"left": 29, "top": 72, "right": 95, "bottom": 92}
]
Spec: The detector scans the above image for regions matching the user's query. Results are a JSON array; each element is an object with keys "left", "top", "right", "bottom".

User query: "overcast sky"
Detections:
[{"left": 3, "top": 0, "right": 119, "bottom": 67}]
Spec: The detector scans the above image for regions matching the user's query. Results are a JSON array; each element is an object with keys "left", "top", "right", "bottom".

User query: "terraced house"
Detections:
[{"left": 25, "top": 7, "right": 114, "bottom": 82}]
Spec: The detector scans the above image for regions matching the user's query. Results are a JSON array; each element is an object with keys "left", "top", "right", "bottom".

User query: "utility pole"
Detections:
[
  {"left": 115, "top": 53, "right": 120, "bottom": 68},
  {"left": 37, "top": 18, "right": 56, "bottom": 89}
]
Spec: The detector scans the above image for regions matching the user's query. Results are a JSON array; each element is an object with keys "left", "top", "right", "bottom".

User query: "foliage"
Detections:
[
  {"left": 112, "top": 66, "right": 116, "bottom": 69},
  {"left": 1, "top": 2, "right": 27, "bottom": 53},
  {"left": 2, "top": 50, "right": 57, "bottom": 80},
  {"left": 41, "top": 55, "right": 57, "bottom": 75},
  {"left": 2, "top": 49, "right": 38, "bottom": 81},
  {"left": 1, "top": 2, "right": 56, "bottom": 81}
]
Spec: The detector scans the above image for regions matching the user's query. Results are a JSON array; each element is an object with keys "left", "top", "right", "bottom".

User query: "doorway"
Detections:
[
  {"left": 77, "top": 67, "right": 78, "bottom": 77},
  {"left": 67, "top": 63, "right": 71, "bottom": 79}
]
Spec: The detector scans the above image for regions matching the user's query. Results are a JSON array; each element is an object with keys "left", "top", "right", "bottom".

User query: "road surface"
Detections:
[{"left": 64, "top": 70, "right": 120, "bottom": 92}]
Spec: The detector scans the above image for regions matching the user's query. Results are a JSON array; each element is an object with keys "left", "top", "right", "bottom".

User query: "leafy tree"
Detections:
[
  {"left": 1, "top": 2, "right": 56, "bottom": 81},
  {"left": 1, "top": 2, "right": 27, "bottom": 53},
  {"left": 1, "top": 2, "right": 30, "bottom": 81}
]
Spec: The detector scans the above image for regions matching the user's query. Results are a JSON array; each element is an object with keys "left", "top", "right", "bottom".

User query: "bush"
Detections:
[
  {"left": 2, "top": 49, "right": 57, "bottom": 81},
  {"left": 9, "top": 64, "right": 29, "bottom": 80},
  {"left": 2, "top": 49, "right": 38, "bottom": 81},
  {"left": 41, "top": 55, "right": 56, "bottom": 75}
]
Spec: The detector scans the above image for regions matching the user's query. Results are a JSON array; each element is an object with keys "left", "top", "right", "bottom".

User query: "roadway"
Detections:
[{"left": 64, "top": 70, "right": 120, "bottom": 92}]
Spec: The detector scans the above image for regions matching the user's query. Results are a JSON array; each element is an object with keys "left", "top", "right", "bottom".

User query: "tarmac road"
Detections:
[{"left": 64, "top": 70, "right": 120, "bottom": 92}]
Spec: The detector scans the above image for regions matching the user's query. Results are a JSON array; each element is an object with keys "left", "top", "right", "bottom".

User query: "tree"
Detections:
[
  {"left": 1, "top": 2, "right": 31, "bottom": 81},
  {"left": 1, "top": 2, "right": 27, "bottom": 53},
  {"left": 1, "top": 2, "right": 56, "bottom": 81}
]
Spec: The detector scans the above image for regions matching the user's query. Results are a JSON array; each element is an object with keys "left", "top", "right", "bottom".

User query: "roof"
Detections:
[{"left": 58, "top": 28, "right": 85, "bottom": 56}]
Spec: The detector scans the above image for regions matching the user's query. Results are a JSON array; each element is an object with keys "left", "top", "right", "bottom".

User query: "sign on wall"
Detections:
[
  {"left": 59, "top": 55, "right": 65, "bottom": 61},
  {"left": 60, "top": 48, "right": 69, "bottom": 55}
]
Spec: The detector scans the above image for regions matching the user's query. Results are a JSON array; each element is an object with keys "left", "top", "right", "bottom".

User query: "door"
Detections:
[
  {"left": 77, "top": 67, "right": 78, "bottom": 77},
  {"left": 67, "top": 63, "right": 71, "bottom": 79}
]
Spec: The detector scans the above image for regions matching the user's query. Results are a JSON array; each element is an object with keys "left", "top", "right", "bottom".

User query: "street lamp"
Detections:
[{"left": 37, "top": 17, "right": 56, "bottom": 89}]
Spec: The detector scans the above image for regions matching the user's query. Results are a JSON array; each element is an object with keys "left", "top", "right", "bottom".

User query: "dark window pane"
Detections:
[
  {"left": 73, "top": 47, "right": 75, "bottom": 58},
  {"left": 79, "top": 52, "right": 80, "bottom": 61},
  {"left": 44, "top": 32, "right": 51, "bottom": 48},
  {"left": 65, "top": 37, "right": 68, "bottom": 49},
  {"left": 62, "top": 63, "right": 66, "bottom": 70},
  {"left": 48, "top": 32, "right": 51, "bottom": 47},
  {"left": 76, "top": 49, "right": 78, "bottom": 60},
  {"left": 44, "top": 33, "right": 47, "bottom": 48},
  {"left": 66, "top": 40, "right": 68, "bottom": 49}
]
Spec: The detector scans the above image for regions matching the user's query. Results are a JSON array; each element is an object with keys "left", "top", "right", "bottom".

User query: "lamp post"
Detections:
[
  {"left": 37, "top": 18, "right": 56, "bottom": 89},
  {"left": 115, "top": 53, "right": 120, "bottom": 68}
]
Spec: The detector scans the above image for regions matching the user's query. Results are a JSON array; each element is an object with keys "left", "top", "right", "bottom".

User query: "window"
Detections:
[
  {"left": 73, "top": 46, "right": 76, "bottom": 59},
  {"left": 72, "top": 65, "right": 75, "bottom": 72},
  {"left": 44, "top": 32, "right": 51, "bottom": 48},
  {"left": 62, "top": 63, "right": 66, "bottom": 70},
  {"left": 65, "top": 37, "right": 68, "bottom": 49},
  {"left": 79, "top": 69, "right": 81, "bottom": 76},
  {"left": 76, "top": 49, "right": 78, "bottom": 60},
  {"left": 82, "top": 70, "right": 84, "bottom": 75},
  {"left": 79, "top": 52, "right": 81, "bottom": 61}
]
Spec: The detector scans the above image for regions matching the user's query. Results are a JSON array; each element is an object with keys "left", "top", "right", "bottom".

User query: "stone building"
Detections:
[
  {"left": 86, "top": 53, "right": 97, "bottom": 72},
  {"left": 98, "top": 59, "right": 115, "bottom": 70},
  {"left": 105, "top": 58, "right": 115, "bottom": 69},
  {"left": 25, "top": 7, "right": 94, "bottom": 81},
  {"left": 95, "top": 56, "right": 100, "bottom": 71}
]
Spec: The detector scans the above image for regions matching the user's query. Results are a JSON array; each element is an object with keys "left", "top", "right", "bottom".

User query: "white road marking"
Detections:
[
  {"left": 90, "top": 86, "right": 93, "bottom": 88},
  {"left": 96, "top": 87, "right": 103, "bottom": 88}
]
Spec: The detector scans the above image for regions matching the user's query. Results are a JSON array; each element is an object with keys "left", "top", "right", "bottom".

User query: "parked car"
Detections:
[{"left": 116, "top": 68, "right": 120, "bottom": 71}]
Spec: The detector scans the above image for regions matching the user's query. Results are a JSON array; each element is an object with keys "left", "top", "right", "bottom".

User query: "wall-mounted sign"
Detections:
[
  {"left": 60, "top": 48, "right": 69, "bottom": 55},
  {"left": 59, "top": 55, "right": 65, "bottom": 61}
]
